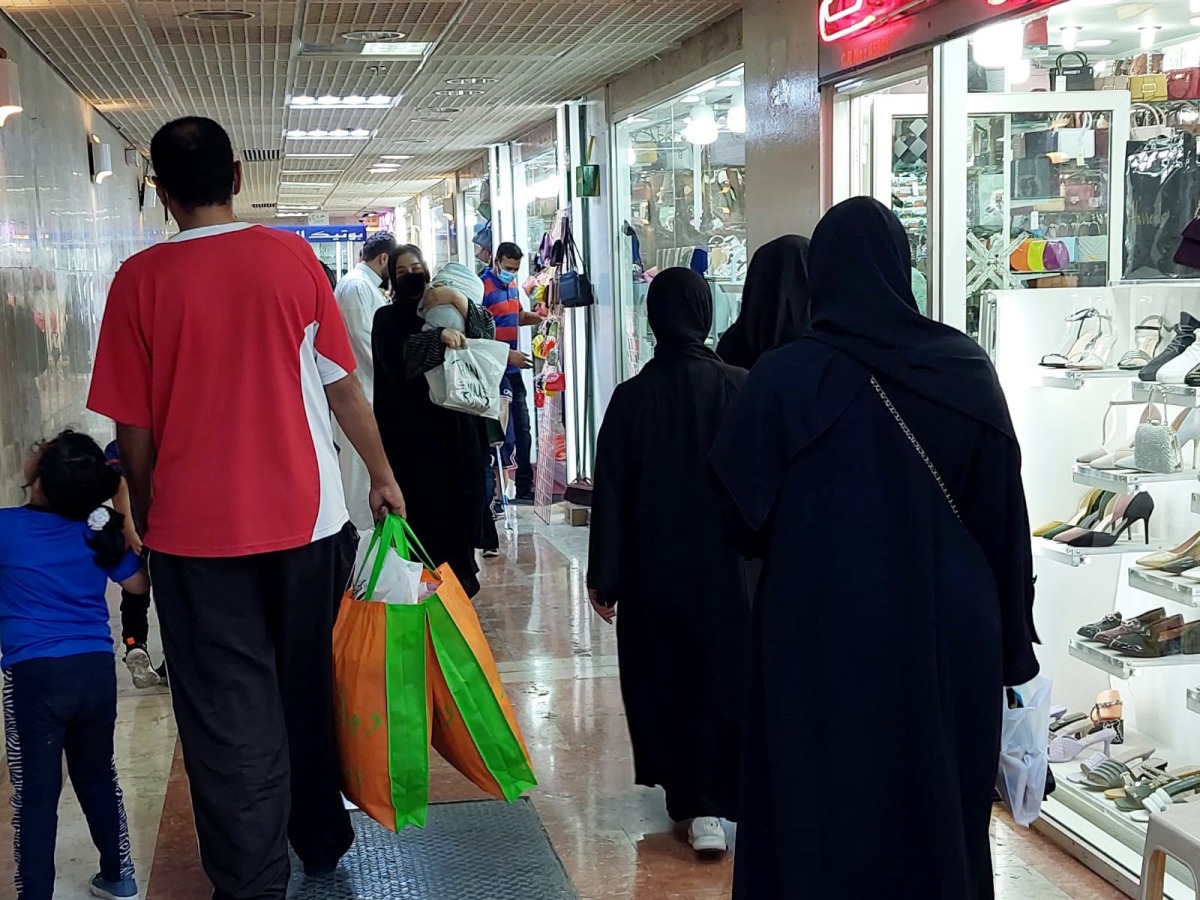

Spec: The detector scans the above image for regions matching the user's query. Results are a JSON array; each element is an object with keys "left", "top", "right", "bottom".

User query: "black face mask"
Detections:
[{"left": 394, "top": 270, "right": 430, "bottom": 299}]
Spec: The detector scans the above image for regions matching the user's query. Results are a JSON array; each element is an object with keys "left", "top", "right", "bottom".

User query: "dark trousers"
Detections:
[
  {"left": 150, "top": 535, "right": 354, "bottom": 900},
  {"left": 478, "top": 450, "right": 500, "bottom": 552},
  {"left": 506, "top": 373, "right": 535, "bottom": 497},
  {"left": 3, "top": 653, "right": 134, "bottom": 900}
]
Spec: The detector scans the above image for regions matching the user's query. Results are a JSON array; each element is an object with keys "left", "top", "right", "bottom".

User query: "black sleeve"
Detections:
[
  {"left": 962, "top": 428, "right": 1040, "bottom": 686},
  {"left": 403, "top": 330, "right": 446, "bottom": 380},
  {"left": 586, "top": 390, "right": 633, "bottom": 601}
]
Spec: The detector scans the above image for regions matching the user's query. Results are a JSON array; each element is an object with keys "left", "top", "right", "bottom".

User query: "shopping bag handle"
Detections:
[{"left": 389, "top": 515, "right": 438, "bottom": 572}]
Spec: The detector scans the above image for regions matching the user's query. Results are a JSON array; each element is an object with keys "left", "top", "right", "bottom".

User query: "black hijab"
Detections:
[
  {"left": 807, "top": 197, "right": 1015, "bottom": 440},
  {"left": 647, "top": 267, "right": 719, "bottom": 361},
  {"left": 716, "top": 235, "right": 811, "bottom": 369},
  {"left": 384, "top": 243, "right": 430, "bottom": 338}
]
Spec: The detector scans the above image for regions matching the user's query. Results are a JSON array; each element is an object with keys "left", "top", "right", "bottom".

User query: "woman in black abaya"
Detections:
[
  {"left": 587, "top": 268, "right": 749, "bottom": 856},
  {"left": 373, "top": 245, "right": 493, "bottom": 598},
  {"left": 716, "top": 234, "right": 811, "bottom": 369},
  {"left": 712, "top": 198, "right": 1039, "bottom": 900}
]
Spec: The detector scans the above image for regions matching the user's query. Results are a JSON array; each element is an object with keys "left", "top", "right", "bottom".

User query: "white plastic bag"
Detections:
[
  {"left": 996, "top": 677, "right": 1052, "bottom": 827},
  {"left": 426, "top": 339, "right": 509, "bottom": 421},
  {"left": 350, "top": 529, "right": 424, "bottom": 605}
]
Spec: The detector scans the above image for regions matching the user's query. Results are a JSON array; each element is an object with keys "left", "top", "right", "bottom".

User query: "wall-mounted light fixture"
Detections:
[
  {"left": 0, "top": 49, "right": 22, "bottom": 126},
  {"left": 88, "top": 135, "right": 113, "bottom": 184}
]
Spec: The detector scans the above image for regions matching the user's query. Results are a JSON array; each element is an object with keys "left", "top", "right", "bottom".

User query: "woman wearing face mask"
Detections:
[{"left": 372, "top": 245, "right": 496, "bottom": 598}]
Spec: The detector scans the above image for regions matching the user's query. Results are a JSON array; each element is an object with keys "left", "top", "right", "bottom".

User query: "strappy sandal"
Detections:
[
  {"left": 1041, "top": 308, "right": 1102, "bottom": 368},
  {"left": 1119, "top": 315, "right": 1168, "bottom": 370},
  {"left": 1049, "top": 726, "right": 1118, "bottom": 763},
  {"left": 1138, "top": 774, "right": 1200, "bottom": 815},
  {"left": 1108, "top": 768, "right": 1200, "bottom": 809},
  {"left": 1090, "top": 690, "right": 1125, "bottom": 745}
]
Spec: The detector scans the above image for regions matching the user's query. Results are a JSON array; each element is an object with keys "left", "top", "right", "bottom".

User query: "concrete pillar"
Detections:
[{"left": 743, "top": 0, "right": 824, "bottom": 250}]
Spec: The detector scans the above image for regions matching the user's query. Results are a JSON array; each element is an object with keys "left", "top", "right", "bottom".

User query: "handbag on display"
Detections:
[
  {"left": 1135, "top": 389, "right": 1183, "bottom": 474},
  {"left": 1096, "top": 76, "right": 1131, "bottom": 92},
  {"left": 1132, "top": 74, "right": 1169, "bottom": 103},
  {"left": 1130, "top": 104, "right": 1173, "bottom": 142},
  {"left": 556, "top": 217, "right": 594, "bottom": 309},
  {"left": 1051, "top": 52, "right": 1095, "bottom": 92},
  {"left": 1169, "top": 69, "right": 1200, "bottom": 101},
  {"left": 1064, "top": 180, "right": 1098, "bottom": 210},
  {"left": 1127, "top": 131, "right": 1200, "bottom": 276}
]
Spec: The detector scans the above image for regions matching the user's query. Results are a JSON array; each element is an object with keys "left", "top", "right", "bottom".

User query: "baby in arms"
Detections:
[{"left": 421, "top": 262, "right": 485, "bottom": 333}]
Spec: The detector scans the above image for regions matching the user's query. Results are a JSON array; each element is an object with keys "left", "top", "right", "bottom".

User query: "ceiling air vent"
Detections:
[
  {"left": 242, "top": 149, "right": 281, "bottom": 162},
  {"left": 250, "top": 203, "right": 276, "bottom": 210}
]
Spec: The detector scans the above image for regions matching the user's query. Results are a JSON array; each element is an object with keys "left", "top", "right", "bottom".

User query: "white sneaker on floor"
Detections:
[
  {"left": 124, "top": 647, "right": 160, "bottom": 690},
  {"left": 687, "top": 816, "right": 727, "bottom": 853}
]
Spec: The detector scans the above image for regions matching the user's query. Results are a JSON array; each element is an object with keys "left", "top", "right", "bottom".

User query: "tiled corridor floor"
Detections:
[{"left": 1, "top": 511, "right": 1126, "bottom": 899}]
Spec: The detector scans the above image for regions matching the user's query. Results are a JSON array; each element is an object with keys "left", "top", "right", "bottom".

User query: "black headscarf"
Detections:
[
  {"left": 647, "top": 267, "right": 718, "bottom": 361},
  {"left": 807, "top": 197, "right": 1015, "bottom": 440},
  {"left": 385, "top": 243, "right": 430, "bottom": 338},
  {"left": 716, "top": 235, "right": 811, "bottom": 369}
]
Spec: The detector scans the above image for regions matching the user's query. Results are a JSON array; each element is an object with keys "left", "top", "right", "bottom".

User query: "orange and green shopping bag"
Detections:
[
  {"left": 392, "top": 519, "right": 538, "bottom": 802},
  {"left": 332, "top": 517, "right": 432, "bottom": 830}
]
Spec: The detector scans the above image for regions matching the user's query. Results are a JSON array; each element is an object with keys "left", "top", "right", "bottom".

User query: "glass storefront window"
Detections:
[
  {"left": 512, "top": 121, "right": 562, "bottom": 273},
  {"left": 456, "top": 156, "right": 492, "bottom": 274},
  {"left": 614, "top": 64, "right": 747, "bottom": 379}
]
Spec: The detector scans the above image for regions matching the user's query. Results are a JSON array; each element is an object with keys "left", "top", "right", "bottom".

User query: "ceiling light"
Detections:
[
  {"left": 684, "top": 103, "right": 718, "bottom": 145},
  {"left": 278, "top": 204, "right": 320, "bottom": 211},
  {"left": 972, "top": 20, "right": 1023, "bottom": 68},
  {"left": 362, "top": 42, "right": 432, "bottom": 56},
  {"left": 88, "top": 136, "right": 113, "bottom": 184},
  {"left": 410, "top": 117, "right": 452, "bottom": 123},
  {"left": 368, "top": 95, "right": 392, "bottom": 105},
  {"left": 1077, "top": 38, "right": 1113, "bottom": 48},
  {"left": 717, "top": 78, "right": 741, "bottom": 88},
  {"left": 343, "top": 30, "right": 405, "bottom": 42},
  {"left": 1059, "top": 26, "right": 1081, "bottom": 52},
  {"left": 1006, "top": 58, "right": 1031, "bottom": 85},
  {"left": 627, "top": 116, "right": 649, "bottom": 124},
  {"left": 182, "top": 9, "right": 255, "bottom": 21},
  {"left": 0, "top": 54, "right": 23, "bottom": 127},
  {"left": 380, "top": 155, "right": 412, "bottom": 160},
  {"left": 330, "top": 129, "right": 350, "bottom": 137},
  {"left": 276, "top": 212, "right": 309, "bottom": 217},
  {"left": 281, "top": 181, "right": 334, "bottom": 187},
  {"left": 420, "top": 106, "right": 461, "bottom": 114},
  {"left": 434, "top": 88, "right": 483, "bottom": 97},
  {"left": 344, "top": 95, "right": 366, "bottom": 104},
  {"left": 1140, "top": 25, "right": 1160, "bottom": 51},
  {"left": 286, "top": 153, "right": 354, "bottom": 159},
  {"left": 292, "top": 95, "right": 316, "bottom": 106},
  {"left": 317, "top": 95, "right": 339, "bottom": 106},
  {"left": 282, "top": 170, "right": 344, "bottom": 176},
  {"left": 445, "top": 77, "right": 494, "bottom": 86},
  {"left": 285, "top": 130, "right": 372, "bottom": 140},
  {"left": 681, "top": 95, "right": 701, "bottom": 104}
]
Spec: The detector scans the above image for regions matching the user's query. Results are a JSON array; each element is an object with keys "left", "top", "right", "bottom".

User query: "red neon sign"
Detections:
[{"left": 819, "top": 0, "right": 1019, "bottom": 43}]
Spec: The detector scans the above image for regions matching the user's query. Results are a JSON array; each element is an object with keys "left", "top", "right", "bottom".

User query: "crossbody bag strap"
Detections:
[{"left": 870, "top": 375, "right": 961, "bottom": 522}]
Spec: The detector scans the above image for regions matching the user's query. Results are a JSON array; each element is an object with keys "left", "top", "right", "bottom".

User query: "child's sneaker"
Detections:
[
  {"left": 90, "top": 872, "right": 139, "bottom": 899},
  {"left": 124, "top": 642, "right": 160, "bottom": 690}
]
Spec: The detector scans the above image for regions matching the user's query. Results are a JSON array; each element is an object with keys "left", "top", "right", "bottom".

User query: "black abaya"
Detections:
[
  {"left": 373, "top": 300, "right": 493, "bottom": 598},
  {"left": 715, "top": 234, "right": 811, "bottom": 370},
  {"left": 588, "top": 268, "right": 749, "bottom": 822},
  {"left": 712, "top": 198, "right": 1038, "bottom": 900}
]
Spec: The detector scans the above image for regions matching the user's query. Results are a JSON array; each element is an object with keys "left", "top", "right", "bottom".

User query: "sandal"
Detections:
[
  {"left": 1049, "top": 712, "right": 1088, "bottom": 735},
  {"left": 1049, "top": 726, "right": 1118, "bottom": 763},
  {"left": 1041, "top": 308, "right": 1103, "bottom": 368},
  {"left": 1090, "top": 690, "right": 1125, "bottom": 745},
  {"left": 1119, "top": 315, "right": 1168, "bottom": 370},
  {"left": 1069, "top": 747, "right": 1160, "bottom": 790},
  {"left": 1109, "top": 768, "right": 1200, "bottom": 809},
  {"left": 1139, "top": 774, "right": 1200, "bottom": 814}
]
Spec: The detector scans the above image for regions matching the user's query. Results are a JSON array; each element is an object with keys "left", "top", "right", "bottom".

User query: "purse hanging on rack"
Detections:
[
  {"left": 1052, "top": 52, "right": 1095, "bottom": 92},
  {"left": 555, "top": 216, "right": 594, "bottom": 309},
  {"left": 1134, "top": 387, "right": 1182, "bottom": 474}
]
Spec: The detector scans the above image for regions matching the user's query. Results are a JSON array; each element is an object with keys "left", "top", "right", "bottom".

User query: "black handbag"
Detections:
[
  {"left": 1051, "top": 52, "right": 1095, "bottom": 91},
  {"left": 556, "top": 218, "right": 595, "bottom": 308}
]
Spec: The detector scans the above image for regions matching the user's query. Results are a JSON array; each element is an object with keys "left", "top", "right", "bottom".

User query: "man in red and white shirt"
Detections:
[{"left": 88, "top": 117, "right": 404, "bottom": 900}]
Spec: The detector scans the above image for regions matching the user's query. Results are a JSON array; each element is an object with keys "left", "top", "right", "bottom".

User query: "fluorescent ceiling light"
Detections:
[
  {"left": 362, "top": 42, "right": 432, "bottom": 56},
  {"left": 282, "top": 170, "right": 343, "bottom": 176},
  {"left": 289, "top": 95, "right": 396, "bottom": 109},
  {"left": 278, "top": 204, "right": 319, "bottom": 210},
  {"left": 276, "top": 212, "right": 309, "bottom": 218},
  {"left": 681, "top": 95, "right": 701, "bottom": 104},
  {"left": 445, "top": 77, "right": 494, "bottom": 86},
  {"left": 380, "top": 155, "right": 412, "bottom": 161},
  {"left": 343, "top": 30, "right": 405, "bottom": 42},
  {"left": 286, "top": 153, "right": 354, "bottom": 159},
  {"left": 1077, "top": 38, "right": 1113, "bottom": 48},
  {"left": 434, "top": 88, "right": 483, "bottom": 97},
  {"left": 285, "top": 130, "right": 372, "bottom": 140}
]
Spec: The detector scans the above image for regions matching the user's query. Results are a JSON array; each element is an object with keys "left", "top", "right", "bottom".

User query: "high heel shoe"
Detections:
[
  {"left": 1061, "top": 493, "right": 1153, "bottom": 547},
  {"left": 1119, "top": 315, "right": 1168, "bottom": 370},
  {"left": 1177, "top": 408, "right": 1200, "bottom": 469},
  {"left": 1138, "top": 529, "right": 1200, "bottom": 569},
  {"left": 1041, "top": 307, "right": 1103, "bottom": 368},
  {"left": 1078, "top": 400, "right": 1164, "bottom": 468},
  {"left": 1033, "top": 489, "right": 1101, "bottom": 537},
  {"left": 1043, "top": 491, "right": 1114, "bottom": 539},
  {"left": 1068, "top": 313, "right": 1117, "bottom": 370},
  {"left": 1142, "top": 311, "right": 1199, "bottom": 381},
  {"left": 1090, "top": 689, "right": 1125, "bottom": 745},
  {"left": 1049, "top": 726, "right": 1117, "bottom": 763}
]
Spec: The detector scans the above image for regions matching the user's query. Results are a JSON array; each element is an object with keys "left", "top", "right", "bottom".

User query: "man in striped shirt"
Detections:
[{"left": 481, "top": 242, "right": 540, "bottom": 503}]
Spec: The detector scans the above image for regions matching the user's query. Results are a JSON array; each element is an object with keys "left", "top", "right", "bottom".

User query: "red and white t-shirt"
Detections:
[{"left": 88, "top": 223, "right": 357, "bottom": 558}]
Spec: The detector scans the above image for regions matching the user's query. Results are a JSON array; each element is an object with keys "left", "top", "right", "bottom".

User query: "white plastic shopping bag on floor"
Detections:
[
  {"left": 350, "top": 527, "right": 424, "bottom": 605},
  {"left": 996, "top": 677, "right": 1052, "bottom": 827},
  {"left": 426, "top": 339, "right": 509, "bottom": 420}
]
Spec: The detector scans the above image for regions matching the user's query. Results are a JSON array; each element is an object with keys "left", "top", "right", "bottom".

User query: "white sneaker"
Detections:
[
  {"left": 124, "top": 647, "right": 160, "bottom": 690},
  {"left": 687, "top": 816, "right": 727, "bottom": 853}
]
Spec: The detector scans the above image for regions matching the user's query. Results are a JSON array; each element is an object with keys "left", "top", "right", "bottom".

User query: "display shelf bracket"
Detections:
[
  {"left": 1068, "top": 637, "right": 1200, "bottom": 680},
  {"left": 1039, "top": 369, "right": 1135, "bottom": 390},
  {"left": 1071, "top": 465, "right": 1200, "bottom": 493},
  {"left": 1128, "top": 567, "right": 1200, "bottom": 607},
  {"left": 1033, "top": 538, "right": 1136, "bottom": 567}
]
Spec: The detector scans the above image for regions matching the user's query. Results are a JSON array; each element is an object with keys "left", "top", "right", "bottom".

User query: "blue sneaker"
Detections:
[{"left": 90, "top": 873, "right": 139, "bottom": 900}]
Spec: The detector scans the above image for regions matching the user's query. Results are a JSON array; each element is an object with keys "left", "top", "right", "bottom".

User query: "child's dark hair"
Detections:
[{"left": 29, "top": 430, "right": 127, "bottom": 569}]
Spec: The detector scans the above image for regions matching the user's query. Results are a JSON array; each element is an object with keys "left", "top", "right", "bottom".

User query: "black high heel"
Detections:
[{"left": 1066, "top": 493, "right": 1154, "bottom": 547}]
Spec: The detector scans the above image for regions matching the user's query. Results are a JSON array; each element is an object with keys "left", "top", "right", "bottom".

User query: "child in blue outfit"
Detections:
[{"left": 0, "top": 430, "right": 145, "bottom": 900}]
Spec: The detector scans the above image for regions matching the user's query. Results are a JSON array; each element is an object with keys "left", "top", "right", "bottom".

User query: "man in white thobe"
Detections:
[{"left": 333, "top": 231, "right": 398, "bottom": 528}]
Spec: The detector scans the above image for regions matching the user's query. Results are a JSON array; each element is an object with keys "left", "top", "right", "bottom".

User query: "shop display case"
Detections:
[{"left": 991, "top": 282, "right": 1200, "bottom": 897}]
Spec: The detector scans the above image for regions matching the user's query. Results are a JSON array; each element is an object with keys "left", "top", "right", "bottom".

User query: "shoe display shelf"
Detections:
[
  {"left": 1045, "top": 727, "right": 1197, "bottom": 898},
  {"left": 1034, "top": 537, "right": 1146, "bottom": 568},
  {"left": 1129, "top": 567, "right": 1200, "bottom": 607},
  {"left": 1041, "top": 369, "right": 1136, "bottom": 391},
  {"left": 1132, "top": 383, "right": 1200, "bottom": 409},
  {"left": 994, "top": 283, "right": 1200, "bottom": 899},
  {"left": 1072, "top": 464, "right": 1200, "bottom": 493}
]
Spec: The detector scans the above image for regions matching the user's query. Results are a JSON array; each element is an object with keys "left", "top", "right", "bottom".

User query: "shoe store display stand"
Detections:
[{"left": 992, "top": 283, "right": 1200, "bottom": 898}]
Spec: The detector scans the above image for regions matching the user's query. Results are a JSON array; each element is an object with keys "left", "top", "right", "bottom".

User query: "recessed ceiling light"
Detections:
[
  {"left": 278, "top": 204, "right": 320, "bottom": 210},
  {"left": 286, "top": 153, "right": 355, "bottom": 159},
  {"left": 288, "top": 95, "right": 396, "bottom": 109},
  {"left": 380, "top": 155, "right": 412, "bottom": 161},
  {"left": 1077, "top": 38, "right": 1113, "bottom": 48},
  {"left": 434, "top": 89, "right": 483, "bottom": 97},
  {"left": 281, "top": 181, "right": 335, "bottom": 187},
  {"left": 182, "top": 9, "right": 255, "bottom": 21},
  {"left": 276, "top": 212, "right": 309, "bottom": 217},
  {"left": 445, "top": 77, "right": 494, "bottom": 86},
  {"left": 681, "top": 95, "right": 701, "bottom": 104},
  {"left": 285, "top": 130, "right": 373, "bottom": 141},
  {"left": 362, "top": 42, "right": 433, "bottom": 56},
  {"left": 716, "top": 78, "right": 741, "bottom": 88},
  {"left": 342, "top": 30, "right": 405, "bottom": 42},
  {"left": 392, "top": 139, "right": 428, "bottom": 144},
  {"left": 410, "top": 117, "right": 452, "bottom": 123},
  {"left": 282, "top": 170, "right": 344, "bottom": 175}
]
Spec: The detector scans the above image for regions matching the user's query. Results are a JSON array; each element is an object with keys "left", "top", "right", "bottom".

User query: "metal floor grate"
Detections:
[{"left": 287, "top": 801, "right": 577, "bottom": 899}]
